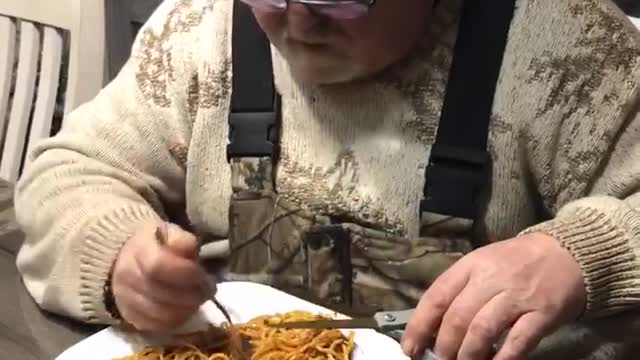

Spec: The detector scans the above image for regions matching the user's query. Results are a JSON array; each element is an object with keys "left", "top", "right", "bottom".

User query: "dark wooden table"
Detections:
[{"left": 0, "top": 179, "right": 104, "bottom": 360}]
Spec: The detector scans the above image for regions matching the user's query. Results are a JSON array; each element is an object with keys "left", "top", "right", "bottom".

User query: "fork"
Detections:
[
  {"left": 155, "top": 224, "right": 250, "bottom": 359},
  {"left": 154, "top": 224, "right": 234, "bottom": 326}
]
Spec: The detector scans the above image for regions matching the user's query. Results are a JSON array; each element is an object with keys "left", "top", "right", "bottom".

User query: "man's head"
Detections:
[{"left": 246, "top": 0, "right": 433, "bottom": 85}]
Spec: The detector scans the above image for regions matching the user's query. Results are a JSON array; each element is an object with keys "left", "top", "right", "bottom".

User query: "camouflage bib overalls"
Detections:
[{"left": 218, "top": 0, "right": 489, "bottom": 317}]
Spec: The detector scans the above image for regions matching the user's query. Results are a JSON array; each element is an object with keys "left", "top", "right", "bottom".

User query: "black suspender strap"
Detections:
[
  {"left": 226, "top": 0, "right": 281, "bottom": 161},
  {"left": 227, "top": 0, "right": 517, "bottom": 226},
  {"left": 420, "top": 0, "right": 517, "bottom": 223}
]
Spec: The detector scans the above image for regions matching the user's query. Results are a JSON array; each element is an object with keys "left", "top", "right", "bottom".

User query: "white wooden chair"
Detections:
[{"left": 0, "top": 0, "right": 106, "bottom": 182}]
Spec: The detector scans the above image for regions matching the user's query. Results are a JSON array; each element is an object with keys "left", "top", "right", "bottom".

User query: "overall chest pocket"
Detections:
[
  {"left": 228, "top": 191, "right": 473, "bottom": 313},
  {"left": 225, "top": 158, "right": 475, "bottom": 313},
  {"left": 303, "top": 223, "right": 473, "bottom": 312},
  {"left": 227, "top": 191, "right": 328, "bottom": 291}
]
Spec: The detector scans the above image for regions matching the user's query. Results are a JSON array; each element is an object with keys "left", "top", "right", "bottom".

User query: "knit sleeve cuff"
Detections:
[
  {"left": 522, "top": 207, "right": 640, "bottom": 319},
  {"left": 78, "top": 204, "right": 160, "bottom": 324}
]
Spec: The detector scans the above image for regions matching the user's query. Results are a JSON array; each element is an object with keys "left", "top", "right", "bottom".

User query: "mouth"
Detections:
[
  {"left": 288, "top": 38, "right": 330, "bottom": 51},
  {"left": 287, "top": 34, "right": 329, "bottom": 46}
]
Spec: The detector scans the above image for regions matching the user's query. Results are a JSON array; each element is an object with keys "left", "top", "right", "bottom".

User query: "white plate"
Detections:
[{"left": 56, "top": 281, "right": 410, "bottom": 360}]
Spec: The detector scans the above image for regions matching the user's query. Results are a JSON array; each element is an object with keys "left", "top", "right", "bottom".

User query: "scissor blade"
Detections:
[
  {"left": 269, "top": 317, "right": 379, "bottom": 330},
  {"left": 422, "top": 349, "right": 442, "bottom": 360}
]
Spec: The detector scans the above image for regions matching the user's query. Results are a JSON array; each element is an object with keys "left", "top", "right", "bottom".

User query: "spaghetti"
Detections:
[{"left": 113, "top": 311, "right": 355, "bottom": 360}]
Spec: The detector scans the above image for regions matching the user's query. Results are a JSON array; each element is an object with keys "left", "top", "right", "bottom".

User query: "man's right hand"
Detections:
[{"left": 111, "top": 221, "right": 210, "bottom": 331}]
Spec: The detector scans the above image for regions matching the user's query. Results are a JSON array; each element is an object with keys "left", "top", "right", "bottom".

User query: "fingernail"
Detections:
[{"left": 401, "top": 339, "right": 417, "bottom": 358}]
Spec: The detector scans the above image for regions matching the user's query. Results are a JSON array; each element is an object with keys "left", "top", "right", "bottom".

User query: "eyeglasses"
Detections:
[{"left": 239, "top": 0, "right": 377, "bottom": 20}]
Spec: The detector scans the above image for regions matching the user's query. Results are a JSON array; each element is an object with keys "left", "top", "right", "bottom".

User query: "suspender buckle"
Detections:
[
  {"left": 420, "top": 144, "right": 491, "bottom": 222},
  {"left": 226, "top": 97, "right": 281, "bottom": 161}
]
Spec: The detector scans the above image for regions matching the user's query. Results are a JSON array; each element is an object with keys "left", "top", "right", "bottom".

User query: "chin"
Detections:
[
  {"left": 278, "top": 43, "right": 370, "bottom": 85},
  {"left": 288, "top": 63, "right": 362, "bottom": 85}
]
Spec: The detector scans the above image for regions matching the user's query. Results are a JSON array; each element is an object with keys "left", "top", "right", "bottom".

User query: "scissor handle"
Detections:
[
  {"left": 374, "top": 308, "right": 414, "bottom": 331},
  {"left": 385, "top": 328, "right": 442, "bottom": 360}
]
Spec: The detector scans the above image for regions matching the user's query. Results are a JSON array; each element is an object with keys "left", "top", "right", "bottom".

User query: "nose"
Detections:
[{"left": 286, "top": 2, "right": 323, "bottom": 31}]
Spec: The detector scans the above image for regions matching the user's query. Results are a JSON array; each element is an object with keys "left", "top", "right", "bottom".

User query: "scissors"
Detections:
[{"left": 269, "top": 308, "right": 441, "bottom": 360}]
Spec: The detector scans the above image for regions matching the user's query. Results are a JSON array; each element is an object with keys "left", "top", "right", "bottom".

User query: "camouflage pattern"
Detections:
[{"left": 226, "top": 156, "right": 474, "bottom": 315}]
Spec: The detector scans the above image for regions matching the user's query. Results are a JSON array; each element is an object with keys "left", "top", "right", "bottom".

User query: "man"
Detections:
[{"left": 13, "top": 0, "right": 640, "bottom": 359}]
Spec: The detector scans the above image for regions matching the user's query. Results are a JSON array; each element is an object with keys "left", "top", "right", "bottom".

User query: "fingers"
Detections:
[
  {"left": 130, "top": 225, "right": 205, "bottom": 289},
  {"left": 135, "top": 239, "right": 207, "bottom": 288},
  {"left": 115, "top": 263, "right": 206, "bottom": 307},
  {"left": 118, "top": 288, "right": 199, "bottom": 332},
  {"left": 457, "top": 293, "right": 521, "bottom": 360},
  {"left": 401, "top": 261, "right": 471, "bottom": 358},
  {"left": 165, "top": 223, "right": 200, "bottom": 259},
  {"left": 142, "top": 279, "right": 207, "bottom": 308},
  {"left": 494, "top": 312, "right": 551, "bottom": 360},
  {"left": 433, "top": 284, "right": 499, "bottom": 359},
  {"left": 112, "top": 221, "right": 210, "bottom": 332}
]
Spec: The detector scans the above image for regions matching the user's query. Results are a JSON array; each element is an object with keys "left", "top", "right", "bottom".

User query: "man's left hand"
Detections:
[{"left": 401, "top": 233, "right": 587, "bottom": 360}]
